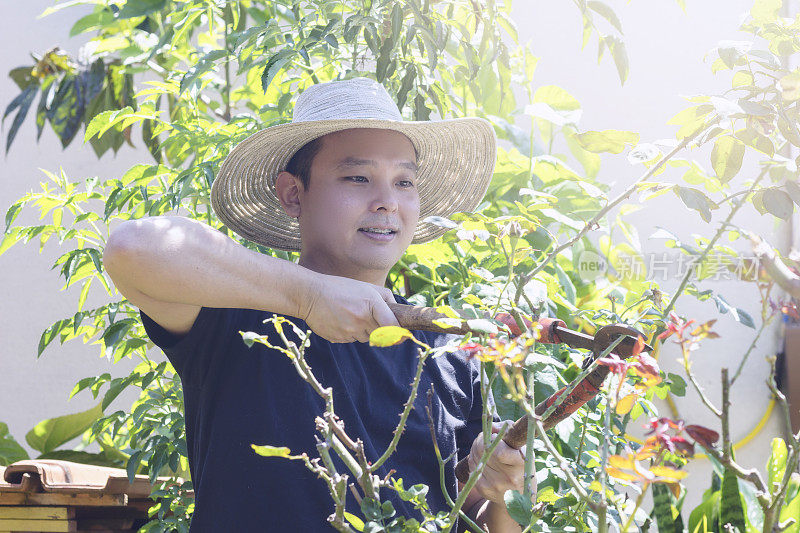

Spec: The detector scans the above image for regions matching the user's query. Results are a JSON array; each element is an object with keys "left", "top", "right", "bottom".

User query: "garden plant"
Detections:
[{"left": 2, "top": 0, "right": 800, "bottom": 531}]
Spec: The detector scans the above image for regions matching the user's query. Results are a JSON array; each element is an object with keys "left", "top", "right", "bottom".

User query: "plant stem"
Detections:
[
  {"left": 444, "top": 423, "right": 510, "bottom": 531},
  {"left": 730, "top": 314, "right": 774, "bottom": 385},
  {"left": 597, "top": 388, "right": 611, "bottom": 533},
  {"left": 523, "top": 361, "right": 537, "bottom": 503},
  {"left": 661, "top": 167, "right": 768, "bottom": 320},
  {"left": 372, "top": 345, "right": 431, "bottom": 469},
  {"left": 222, "top": 1, "right": 232, "bottom": 122},
  {"left": 681, "top": 342, "right": 722, "bottom": 417}
]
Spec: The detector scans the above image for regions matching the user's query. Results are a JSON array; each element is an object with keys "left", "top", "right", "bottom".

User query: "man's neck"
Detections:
[{"left": 297, "top": 255, "right": 388, "bottom": 287}]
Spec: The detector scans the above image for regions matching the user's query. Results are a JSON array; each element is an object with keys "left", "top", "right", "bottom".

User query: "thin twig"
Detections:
[{"left": 513, "top": 130, "right": 703, "bottom": 308}]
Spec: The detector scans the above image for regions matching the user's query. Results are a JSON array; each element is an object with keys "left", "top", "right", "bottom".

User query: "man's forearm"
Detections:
[
  {"left": 465, "top": 498, "right": 523, "bottom": 533},
  {"left": 104, "top": 215, "right": 316, "bottom": 317}
]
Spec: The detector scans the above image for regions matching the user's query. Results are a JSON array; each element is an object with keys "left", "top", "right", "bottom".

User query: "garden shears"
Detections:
[{"left": 386, "top": 303, "right": 652, "bottom": 484}]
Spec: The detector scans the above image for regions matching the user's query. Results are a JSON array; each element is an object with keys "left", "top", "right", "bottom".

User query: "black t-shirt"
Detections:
[{"left": 139, "top": 293, "right": 492, "bottom": 532}]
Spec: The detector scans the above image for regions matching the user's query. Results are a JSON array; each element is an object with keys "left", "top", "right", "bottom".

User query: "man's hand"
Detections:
[
  {"left": 466, "top": 422, "right": 528, "bottom": 504},
  {"left": 458, "top": 423, "right": 535, "bottom": 533},
  {"left": 298, "top": 272, "right": 401, "bottom": 343}
]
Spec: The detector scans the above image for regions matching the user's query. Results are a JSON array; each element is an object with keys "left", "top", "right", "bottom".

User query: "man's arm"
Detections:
[{"left": 103, "top": 215, "right": 399, "bottom": 343}]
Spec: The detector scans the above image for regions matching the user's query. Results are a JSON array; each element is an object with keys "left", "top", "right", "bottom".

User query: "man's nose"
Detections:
[{"left": 370, "top": 180, "right": 399, "bottom": 212}]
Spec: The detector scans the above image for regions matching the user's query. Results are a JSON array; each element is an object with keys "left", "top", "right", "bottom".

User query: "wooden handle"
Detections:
[
  {"left": 387, "top": 302, "right": 497, "bottom": 336},
  {"left": 454, "top": 366, "right": 611, "bottom": 484}
]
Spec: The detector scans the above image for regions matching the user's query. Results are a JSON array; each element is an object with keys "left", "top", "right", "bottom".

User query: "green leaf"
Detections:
[
  {"left": 432, "top": 317, "right": 462, "bottom": 330},
  {"left": 717, "top": 40, "right": 752, "bottom": 69},
  {"left": 84, "top": 106, "right": 134, "bottom": 143},
  {"left": 38, "top": 318, "right": 71, "bottom": 357},
  {"left": 713, "top": 295, "right": 756, "bottom": 329},
  {"left": 667, "top": 373, "right": 687, "bottom": 397},
  {"left": 116, "top": 0, "right": 167, "bottom": 19},
  {"left": 768, "top": 438, "right": 788, "bottom": 494},
  {"left": 720, "top": 467, "right": 746, "bottom": 532},
  {"left": 762, "top": 188, "right": 794, "bottom": 220},
  {"left": 711, "top": 136, "right": 745, "bottom": 182},
  {"left": 3, "top": 85, "right": 38, "bottom": 154},
  {"left": 25, "top": 403, "right": 103, "bottom": 454},
  {"left": 674, "top": 186, "right": 718, "bottom": 222},
  {"left": 261, "top": 48, "right": 295, "bottom": 93},
  {"left": 652, "top": 483, "right": 682, "bottom": 533},
  {"left": 251, "top": 444, "right": 292, "bottom": 458},
  {"left": 0, "top": 422, "right": 29, "bottom": 466},
  {"left": 779, "top": 473, "right": 800, "bottom": 533},
  {"left": 504, "top": 490, "right": 533, "bottom": 527},
  {"left": 8, "top": 66, "right": 36, "bottom": 91},
  {"left": 574, "top": 129, "right": 639, "bottom": 153},
  {"left": 369, "top": 326, "right": 413, "bottom": 347},
  {"left": 751, "top": 0, "right": 782, "bottom": 23},
  {"left": 465, "top": 318, "right": 499, "bottom": 336},
  {"left": 344, "top": 512, "right": 365, "bottom": 531},
  {"left": 786, "top": 180, "right": 800, "bottom": 205},
  {"left": 605, "top": 35, "right": 629, "bottom": 84},
  {"left": 588, "top": 1, "right": 623, "bottom": 33},
  {"left": 180, "top": 49, "right": 227, "bottom": 95}
]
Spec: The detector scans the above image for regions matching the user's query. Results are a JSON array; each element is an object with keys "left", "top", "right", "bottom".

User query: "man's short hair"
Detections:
[
  {"left": 285, "top": 136, "right": 324, "bottom": 191},
  {"left": 284, "top": 131, "right": 420, "bottom": 191}
]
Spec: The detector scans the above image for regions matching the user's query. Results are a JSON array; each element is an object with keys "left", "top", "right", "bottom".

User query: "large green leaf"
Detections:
[
  {"left": 574, "top": 129, "right": 639, "bottom": 154},
  {"left": 767, "top": 438, "right": 788, "bottom": 493},
  {"left": 762, "top": 188, "right": 794, "bottom": 220},
  {"left": 711, "top": 136, "right": 745, "bottom": 182},
  {"left": 25, "top": 403, "right": 103, "bottom": 454},
  {"left": 0, "top": 422, "right": 29, "bottom": 466},
  {"left": 720, "top": 467, "right": 746, "bottom": 532},
  {"left": 3, "top": 84, "right": 37, "bottom": 154}
]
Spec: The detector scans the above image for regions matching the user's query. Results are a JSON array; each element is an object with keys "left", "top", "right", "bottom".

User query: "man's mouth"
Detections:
[
  {"left": 358, "top": 227, "right": 398, "bottom": 235},
  {"left": 358, "top": 227, "right": 399, "bottom": 241}
]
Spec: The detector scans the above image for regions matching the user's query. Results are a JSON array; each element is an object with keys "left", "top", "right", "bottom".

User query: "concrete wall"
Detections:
[{"left": 1, "top": 0, "right": 796, "bottom": 516}]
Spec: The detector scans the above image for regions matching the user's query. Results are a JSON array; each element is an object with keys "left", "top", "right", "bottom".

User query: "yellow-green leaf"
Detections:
[
  {"left": 251, "top": 444, "right": 291, "bottom": 458},
  {"left": 711, "top": 136, "right": 745, "bottom": 182},
  {"left": 616, "top": 393, "right": 638, "bottom": 415},
  {"left": 25, "top": 403, "right": 103, "bottom": 454},
  {"left": 432, "top": 318, "right": 462, "bottom": 330},
  {"left": 343, "top": 512, "right": 365, "bottom": 531},
  {"left": 574, "top": 129, "right": 640, "bottom": 154},
  {"left": 369, "top": 326, "right": 413, "bottom": 347}
]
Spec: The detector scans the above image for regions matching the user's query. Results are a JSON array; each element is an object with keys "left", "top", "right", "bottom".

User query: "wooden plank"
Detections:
[
  {"left": 0, "top": 507, "right": 73, "bottom": 519},
  {"left": 0, "top": 518, "right": 76, "bottom": 532},
  {"left": 0, "top": 492, "right": 127, "bottom": 507},
  {"left": 76, "top": 517, "right": 134, "bottom": 530}
]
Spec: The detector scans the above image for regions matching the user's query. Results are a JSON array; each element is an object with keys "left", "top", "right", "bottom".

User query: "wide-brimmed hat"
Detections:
[{"left": 210, "top": 76, "right": 497, "bottom": 251}]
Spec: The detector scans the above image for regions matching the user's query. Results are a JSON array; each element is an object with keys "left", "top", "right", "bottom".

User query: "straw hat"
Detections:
[{"left": 210, "top": 76, "right": 497, "bottom": 251}]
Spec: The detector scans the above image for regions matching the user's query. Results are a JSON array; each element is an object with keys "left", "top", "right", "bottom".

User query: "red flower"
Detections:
[
  {"left": 459, "top": 342, "right": 484, "bottom": 359},
  {"left": 596, "top": 353, "right": 632, "bottom": 375},
  {"left": 658, "top": 312, "right": 696, "bottom": 341}
]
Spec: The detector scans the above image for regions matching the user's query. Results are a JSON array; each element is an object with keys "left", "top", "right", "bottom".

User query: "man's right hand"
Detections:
[{"left": 298, "top": 273, "right": 401, "bottom": 343}]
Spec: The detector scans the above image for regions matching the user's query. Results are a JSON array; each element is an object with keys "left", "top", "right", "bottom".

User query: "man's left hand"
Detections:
[{"left": 465, "top": 422, "right": 529, "bottom": 504}]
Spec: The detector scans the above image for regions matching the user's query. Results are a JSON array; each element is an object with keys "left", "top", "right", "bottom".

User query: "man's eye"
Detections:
[
  {"left": 346, "top": 176, "right": 368, "bottom": 182},
  {"left": 399, "top": 180, "right": 415, "bottom": 188}
]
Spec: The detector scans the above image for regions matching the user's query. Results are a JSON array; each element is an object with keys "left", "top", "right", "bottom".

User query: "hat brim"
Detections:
[{"left": 210, "top": 117, "right": 496, "bottom": 251}]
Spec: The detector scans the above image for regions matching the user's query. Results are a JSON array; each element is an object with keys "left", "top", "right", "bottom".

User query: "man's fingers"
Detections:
[
  {"left": 372, "top": 298, "right": 401, "bottom": 328},
  {"left": 381, "top": 288, "right": 396, "bottom": 304}
]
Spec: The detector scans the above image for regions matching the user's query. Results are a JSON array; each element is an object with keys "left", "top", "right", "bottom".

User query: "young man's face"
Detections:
[{"left": 284, "top": 128, "right": 420, "bottom": 286}]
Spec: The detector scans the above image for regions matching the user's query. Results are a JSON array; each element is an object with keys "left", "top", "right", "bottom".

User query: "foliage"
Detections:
[{"left": 2, "top": 0, "right": 800, "bottom": 531}]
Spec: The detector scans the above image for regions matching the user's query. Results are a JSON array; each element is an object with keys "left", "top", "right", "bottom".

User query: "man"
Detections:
[{"left": 104, "top": 77, "right": 528, "bottom": 531}]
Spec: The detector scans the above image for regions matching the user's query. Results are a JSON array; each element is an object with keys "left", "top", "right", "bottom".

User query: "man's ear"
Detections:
[{"left": 274, "top": 171, "right": 302, "bottom": 218}]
